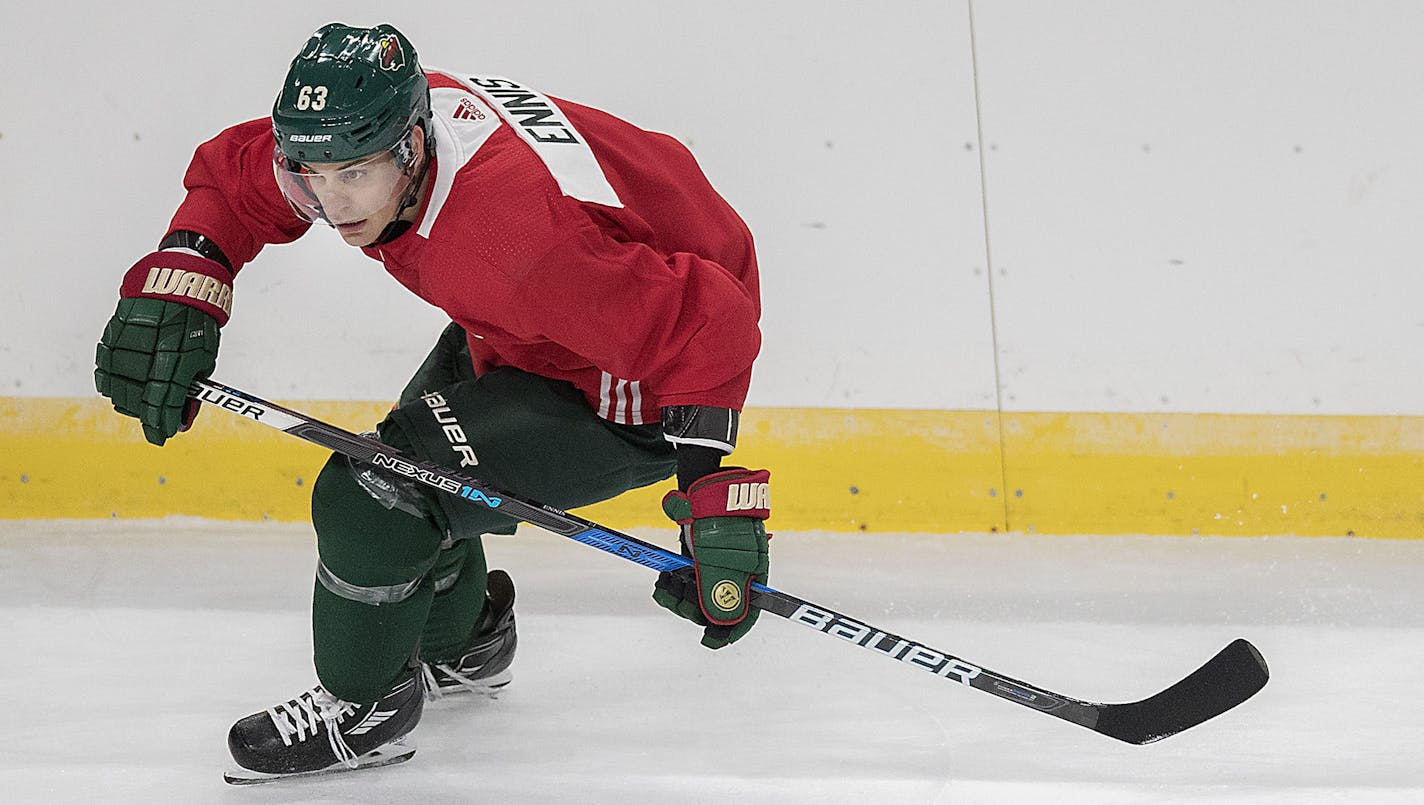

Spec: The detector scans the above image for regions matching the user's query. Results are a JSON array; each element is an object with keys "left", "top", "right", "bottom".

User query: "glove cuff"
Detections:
[
  {"left": 120, "top": 250, "right": 233, "bottom": 326},
  {"left": 685, "top": 468, "right": 771, "bottom": 520}
]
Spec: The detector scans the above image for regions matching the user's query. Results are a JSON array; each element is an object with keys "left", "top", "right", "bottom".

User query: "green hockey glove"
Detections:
[
  {"left": 96, "top": 250, "right": 232, "bottom": 445},
  {"left": 653, "top": 468, "right": 771, "bottom": 649},
  {"left": 96, "top": 297, "right": 219, "bottom": 445}
]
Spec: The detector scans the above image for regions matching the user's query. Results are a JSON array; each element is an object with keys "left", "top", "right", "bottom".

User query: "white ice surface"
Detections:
[{"left": 0, "top": 519, "right": 1420, "bottom": 804}]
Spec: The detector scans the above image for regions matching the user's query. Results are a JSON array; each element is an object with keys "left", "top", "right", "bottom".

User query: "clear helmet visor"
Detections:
[{"left": 272, "top": 145, "right": 413, "bottom": 227}]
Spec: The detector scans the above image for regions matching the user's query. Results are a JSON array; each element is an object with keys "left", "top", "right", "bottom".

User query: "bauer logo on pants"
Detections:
[{"left": 420, "top": 391, "right": 479, "bottom": 467}]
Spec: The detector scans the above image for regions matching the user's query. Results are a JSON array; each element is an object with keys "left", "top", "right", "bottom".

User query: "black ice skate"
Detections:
[
  {"left": 422, "top": 569, "right": 518, "bottom": 699},
  {"left": 224, "top": 671, "right": 424, "bottom": 784}
]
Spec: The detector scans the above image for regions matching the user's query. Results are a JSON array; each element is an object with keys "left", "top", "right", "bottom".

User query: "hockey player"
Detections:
[{"left": 94, "top": 23, "right": 771, "bottom": 780}]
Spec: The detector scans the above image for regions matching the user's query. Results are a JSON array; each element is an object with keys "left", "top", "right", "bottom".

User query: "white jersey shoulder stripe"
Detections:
[
  {"left": 417, "top": 73, "right": 503, "bottom": 237},
  {"left": 441, "top": 72, "right": 624, "bottom": 209}
]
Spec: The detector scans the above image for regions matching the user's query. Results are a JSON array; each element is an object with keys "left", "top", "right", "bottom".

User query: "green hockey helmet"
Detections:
[{"left": 272, "top": 23, "right": 431, "bottom": 164}]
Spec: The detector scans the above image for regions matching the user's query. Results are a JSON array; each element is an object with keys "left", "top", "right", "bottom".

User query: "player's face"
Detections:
[
  {"left": 290, "top": 151, "right": 409, "bottom": 246},
  {"left": 274, "top": 126, "right": 430, "bottom": 247}
]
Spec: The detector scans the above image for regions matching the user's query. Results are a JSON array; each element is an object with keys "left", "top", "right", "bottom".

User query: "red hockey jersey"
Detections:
[{"left": 166, "top": 70, "right": 761, "bottom": 425}]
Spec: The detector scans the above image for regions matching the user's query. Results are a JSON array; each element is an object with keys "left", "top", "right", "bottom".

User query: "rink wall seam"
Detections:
[{"left": 4, "top": 397, "right": 1422, "bottom": 538}]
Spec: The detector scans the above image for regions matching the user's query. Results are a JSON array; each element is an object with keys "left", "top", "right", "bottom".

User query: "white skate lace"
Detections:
[
  {"left": 419, "top": 663, "right": 444, "bottom": 701},
  {"left": 420, "top": 661, "right": 498, "bottom": 701},
  {"left": 266, "top": 687, "right": 361, "bottom": 769}
]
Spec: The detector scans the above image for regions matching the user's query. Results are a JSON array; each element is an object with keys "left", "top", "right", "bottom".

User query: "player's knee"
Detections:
[
  {"left": 312, "top": 452, "right": 442, "bottom": 582},
  {"left": 311, "top": 451, "right": 364, "bottom": 533}
]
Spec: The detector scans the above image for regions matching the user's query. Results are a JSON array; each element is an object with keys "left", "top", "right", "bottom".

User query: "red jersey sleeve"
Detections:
[{"left": 167, "top": 118, "right": 311, "bottom": 271}]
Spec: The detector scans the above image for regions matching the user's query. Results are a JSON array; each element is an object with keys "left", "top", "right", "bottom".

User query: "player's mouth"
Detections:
[{"left": 334, "top": 219, "right": 367, "bottom": 235}]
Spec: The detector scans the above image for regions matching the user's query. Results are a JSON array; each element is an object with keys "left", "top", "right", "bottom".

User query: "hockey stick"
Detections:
[{"left": 189, "top": 378, "right": 1268, "bottom": 744}]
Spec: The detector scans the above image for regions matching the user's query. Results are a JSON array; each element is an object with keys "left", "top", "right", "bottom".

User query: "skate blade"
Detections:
[{"left": 223, "top": 741, "right": 416, "bottom": 785}]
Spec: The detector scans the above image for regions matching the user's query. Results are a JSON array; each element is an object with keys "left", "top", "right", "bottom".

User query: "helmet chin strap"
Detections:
[
  {"left": 367, "top": 127, "right": 433, "bottom": 247},
  {"left": 368, "top": 219, "right": 414, "bottom": 246}
]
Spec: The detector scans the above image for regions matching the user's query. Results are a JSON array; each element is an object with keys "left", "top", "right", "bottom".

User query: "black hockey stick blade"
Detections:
[{"left": 1091, "top": 638, "right": 1268, "bottom": 744}]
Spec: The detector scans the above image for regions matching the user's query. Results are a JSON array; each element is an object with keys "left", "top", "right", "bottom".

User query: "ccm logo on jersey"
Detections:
[
  {"left": 421, "top": 391, "right": 479, "bottom": 467},
  {"left": 727, "top": 482, "right": 770, "bottom": 512}
]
